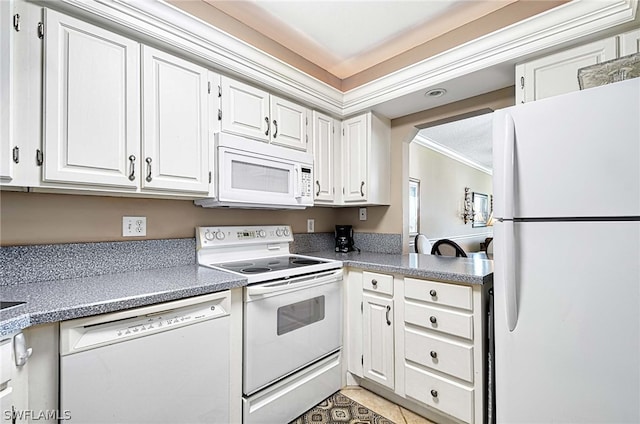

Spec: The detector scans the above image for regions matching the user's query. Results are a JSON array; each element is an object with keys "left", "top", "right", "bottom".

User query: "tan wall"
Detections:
[
  {"left": 409, "top": 143, "right": 492, "bottom": 252},
  {"left": 0, "top": 191, "right": 337, "bottom": 246}
]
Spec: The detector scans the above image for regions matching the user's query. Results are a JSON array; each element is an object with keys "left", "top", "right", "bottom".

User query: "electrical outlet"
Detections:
[
  {"left": 123, "top": 216, "right": 147, "bottom": 237},
  {"left": 359, "top": 207, "right": 367, "bottom": 221},
  {"left": 307, "top": 219, "right": 315, "bottom": 233}
]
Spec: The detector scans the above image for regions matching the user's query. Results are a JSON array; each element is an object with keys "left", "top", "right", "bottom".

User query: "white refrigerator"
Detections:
[{"left": 492, "top": 78, "right": 640, "bottom": 423}]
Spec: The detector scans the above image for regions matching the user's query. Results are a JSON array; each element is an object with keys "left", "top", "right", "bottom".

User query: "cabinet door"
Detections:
[
  {"left": 362, "top": 293, "right": 394, "bottom": 390},
  {"left": 220, "top": 77, "right": 269, "bottom": 142},
  {"left": 312, "top": 111, "right": 334, "bottom": 203},
  {"left": 620, "top": 29, "right": 640, "bottom": 56},
  {"left": 141, "top": 46, "right": 209, "bottom": 193},
  {"left": 43, "top": 9, "right": 140, "bottom": 188},
  {"left": 0, "top": 0, "right": 13, "bottom": 181},
  {"left": 515, "top": 37, "right": 617, "bottom": 103},
  {"left": 270, "top": 96, "right": 309, "bottom": 151},
  {"left": 341, "top": 113, "right": 369, "bottom": 203}
]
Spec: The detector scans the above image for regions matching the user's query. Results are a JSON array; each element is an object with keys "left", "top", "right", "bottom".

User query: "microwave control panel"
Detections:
[{"left": 301, "top": 167, "right": 312, "bottom": 198}]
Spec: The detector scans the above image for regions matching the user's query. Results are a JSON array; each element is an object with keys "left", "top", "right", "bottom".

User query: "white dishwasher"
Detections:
[{"left": 60, "top": 291, "right": 230, "bottom": 424}]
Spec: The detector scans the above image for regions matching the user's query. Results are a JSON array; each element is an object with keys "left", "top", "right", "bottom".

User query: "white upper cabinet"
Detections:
[
  {"left": 220, "top": 76, "right": 310, "bottom": 151},
  {"left": 515, "top": 37, "right": 617, "bottom": 104},
  {"left": 141, "top": 46, "right": 209, "bottom": 193},
  {"left": 620, "top": 28, "right": 640, "bottom": 56},
  {"left": 43, "top": 9, "right": 140, "bottom": 188},
  {"left": 340, "top": 112, "right": 390, "bottom": 205},
  {"left": 0, "top": 0, "right": 14, "bottom": 182},
  {"left": 311, "top": 111, "right": 335, "bottom": 203}
]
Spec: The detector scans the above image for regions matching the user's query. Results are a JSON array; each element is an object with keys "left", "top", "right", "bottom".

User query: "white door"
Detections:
[
  {"left": 620, "top": 28, "right": 640, "bottom": 55},
  {"left": 312, "top": 111, "right": 334, "bottom": 203},
  {"left": 220, "top": 77, "right": 269, "bottom": 142},
  {"left": 0, "top": 0, "right": 13, "bottom": 182},
  {"left": 493, "top": 221, "right": 640, "bottom": 423},
  {"left": 141, "top": 46, "right": 209, "bottom": 193},
  {"left": 342, "top": 114, "right": 368, "bottom": 203},
  {"left": 362, "top": 293, "right": 394, "bottom": 390},
  {"left": 515, "top": 37, "right": 616, "bottom": 103},
  {"left": 270, "top": 95, "right": 309, "bottom": 151},
  {"left": 43, "top": 9, "right": 140, "bottom": 188}
]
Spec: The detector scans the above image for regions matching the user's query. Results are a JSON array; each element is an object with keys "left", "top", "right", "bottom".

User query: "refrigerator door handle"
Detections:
[
  {"left": 503, "top": 220, "right": 518, "bottom": 331},
  {"left": 502, "top": 113, "right": 515, "bottom": 220}
]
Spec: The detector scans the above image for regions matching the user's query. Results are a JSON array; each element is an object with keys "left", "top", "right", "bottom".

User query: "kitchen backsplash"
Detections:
[{"left": 0, "top": 232, "right": 402, "bottom": 285}]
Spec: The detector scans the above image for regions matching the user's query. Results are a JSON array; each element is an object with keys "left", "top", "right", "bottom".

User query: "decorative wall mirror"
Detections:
[{"left": 472, "top": 192, "right": 489, "bottom": 227}]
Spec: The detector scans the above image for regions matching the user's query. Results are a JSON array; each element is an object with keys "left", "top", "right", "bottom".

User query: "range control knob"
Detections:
[
  {"left": 258, "top": 230, "right": 266, "bottom": 238},
  {"left": 215, "top": 231, "right": 225, "bottom": 240},
  {"left": 276, "top": 228, "right": 283, "bottom": 237},
  {"left": 283, "top": 228, "right": 291, "bottom": 237},
  {"left": 204, "top": 231, "right": 215, "bottom": 241}
]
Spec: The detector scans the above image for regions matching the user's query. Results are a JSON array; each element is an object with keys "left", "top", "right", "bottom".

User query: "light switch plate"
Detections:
[
  {"left": 359, "top": 208, "right": 367, "bottom": 221},
  {"left": 123, "top": 216, "right": 146, "bottom": 237}
]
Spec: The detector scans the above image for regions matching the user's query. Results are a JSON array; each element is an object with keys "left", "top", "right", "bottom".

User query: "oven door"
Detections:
[{"left": 243, "top": 269, "right": 342, "bottom": 395}]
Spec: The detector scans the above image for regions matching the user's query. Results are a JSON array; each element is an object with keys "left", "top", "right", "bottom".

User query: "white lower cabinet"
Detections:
[{"left": 346, "top": 269, "right": 488, "bottom": 424}]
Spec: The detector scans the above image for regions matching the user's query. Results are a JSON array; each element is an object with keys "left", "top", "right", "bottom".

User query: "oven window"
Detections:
[
  {"left": 277, "top": 296, "right": 325, "bottom": 336},
  {"left": 231, "top": 160, "right": 289, "bottom": 193}
]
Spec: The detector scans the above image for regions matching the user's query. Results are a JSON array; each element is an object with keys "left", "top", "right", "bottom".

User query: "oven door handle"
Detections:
[{"left": 246, "top": 270, "right": 342, "bottom": 296}]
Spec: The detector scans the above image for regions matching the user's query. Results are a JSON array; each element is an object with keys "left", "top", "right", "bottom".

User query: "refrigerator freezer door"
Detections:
[
  {"left": 493, "top": 220, "right": 640, "bottom": 423},
  {"left": 493, "top": 78, "right": 640, "bottom": 219}
]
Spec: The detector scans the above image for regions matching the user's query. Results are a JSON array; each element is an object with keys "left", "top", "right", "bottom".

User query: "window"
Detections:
[{"left": 409, "top": 178, "right": 420, "bottom": 236}]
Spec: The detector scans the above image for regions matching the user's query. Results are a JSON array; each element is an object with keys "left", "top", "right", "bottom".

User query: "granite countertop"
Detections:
[
  {"left": 307, "top": 250, "right": 494, "bottom": 285},
  {"left": 1, "top": 250, "right": 493, "bottom": 338},
  {"left": 0, "top": 265, "right": 246, "bottom": 338}
]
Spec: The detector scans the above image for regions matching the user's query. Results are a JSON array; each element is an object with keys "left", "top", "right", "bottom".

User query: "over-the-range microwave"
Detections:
[{"left": 195, "top": 132, "right": 314, "bottom": 209}]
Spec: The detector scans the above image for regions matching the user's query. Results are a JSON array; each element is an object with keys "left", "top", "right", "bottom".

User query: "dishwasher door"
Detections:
[{"left": 60, "top": 292, "right": 230, "bottom": 424}]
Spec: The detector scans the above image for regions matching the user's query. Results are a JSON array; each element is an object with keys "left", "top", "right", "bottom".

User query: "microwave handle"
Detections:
[{"left": 294, "top": 164, "right": 301, "bottom": 199}]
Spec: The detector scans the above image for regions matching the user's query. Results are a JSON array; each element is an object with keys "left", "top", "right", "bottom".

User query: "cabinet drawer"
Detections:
[
  {"left": 404, "top": 328, "right": 473, "bottom": 383},
  {"left": 404, "top": 278, "right": 472, "bottom": 311},
  {"left": 363, "top": 271, "right": 393, "bottom": 296},
  {"left": 405, "top": 301, "right": 473, "bottom": 340},
  {"left": 405, "top": 364, "right": 474, "bottom": 424}
]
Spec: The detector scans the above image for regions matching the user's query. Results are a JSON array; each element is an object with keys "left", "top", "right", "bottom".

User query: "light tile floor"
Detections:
[{"left": 339, "top": 386, "right": 436, "bottom": 424}]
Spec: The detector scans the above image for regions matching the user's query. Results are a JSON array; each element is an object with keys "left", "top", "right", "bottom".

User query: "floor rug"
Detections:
[{"left": 290, "top": 391, "right": 395, "bottom": 424}]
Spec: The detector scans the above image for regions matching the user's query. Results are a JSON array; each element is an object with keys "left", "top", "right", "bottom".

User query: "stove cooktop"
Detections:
[{"left": 211, "top": 255, "right": 327, "bottom": 275}]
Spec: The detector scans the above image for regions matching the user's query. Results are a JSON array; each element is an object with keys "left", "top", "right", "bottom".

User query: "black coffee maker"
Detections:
[{"left": 335, "top": 225, "right": 356, "bottom": 253}]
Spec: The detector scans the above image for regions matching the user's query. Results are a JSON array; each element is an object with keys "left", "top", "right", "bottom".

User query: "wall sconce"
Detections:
[{"left": 460, "top": 187, "right": 472, "bottom": 224}]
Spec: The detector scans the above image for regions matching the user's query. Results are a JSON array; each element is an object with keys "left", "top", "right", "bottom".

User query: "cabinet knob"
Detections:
[
  {"left": 429, "top": 316, "right": 437, "bottom": 324},
  {"left": 429, "top": 289, "right": 437, "bottom": 297},
  {"left": 430, "top": 389, "right": 438, "bottom": 398},
  {"left": 371, "top": 279, "right": 378, "bottom": 287},
  {"left": 430, "top": 350, "right": 437, "bottom": 359}
]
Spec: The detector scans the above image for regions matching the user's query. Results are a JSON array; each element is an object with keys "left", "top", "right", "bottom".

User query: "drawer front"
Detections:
[
  {"left": 363, "top": 271, "right": 393, "bottom": 296},
  {"left": 404, "top": 328, "right": 473, "bottom": 382},
  {"left": 405, "top": 301, "right": 473, "bottom": 340},
  {"left": 405, "top": 278, "right": 472, "bottom": 311},
  {"left": 405, "top": 364, "right": 474, "bottom": 424}
]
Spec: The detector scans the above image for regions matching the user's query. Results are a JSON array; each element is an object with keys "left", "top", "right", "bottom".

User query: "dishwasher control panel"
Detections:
[{"left": 60, "top": 292, "right": 230, "bottom": 355}]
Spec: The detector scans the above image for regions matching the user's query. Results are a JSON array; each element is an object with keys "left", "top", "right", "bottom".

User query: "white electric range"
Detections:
[{"left": 196, "top": 225, "right": 344, "bottom": 424}]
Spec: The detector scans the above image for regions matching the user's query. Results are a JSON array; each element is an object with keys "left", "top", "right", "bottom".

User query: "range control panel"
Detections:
[{"left": 197, "top": 225, "right": 293, "bottom": 248}]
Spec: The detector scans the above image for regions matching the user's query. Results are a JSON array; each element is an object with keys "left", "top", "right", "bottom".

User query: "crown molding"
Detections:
[
  {"left": 48, "top": 0, "right": 637, "bottom": 119},
  {"left": 413, "top": 135, "right": 493, "bottom": 176}
]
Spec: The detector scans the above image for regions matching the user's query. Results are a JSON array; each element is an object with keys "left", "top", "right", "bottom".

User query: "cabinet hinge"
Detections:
[
  {"left": 12, "top": 146, "right": 19, "bottom": 164},
  {"left": 36, "top": 149, "right": 43, "bottom": 166},
  {"left": 208, "top": 81, "right": 211, "bottom": 94},
  {"left": 305, "top": 117, "right": 308, "bottom": 126},
  {"left": 360, "top": 301, "right": 363, "bottom": 313},
  {"left": 342, "top": 187, "right": 345, "bottom": 195},
  {"left": 218, "top": 109, "right": 222, "bottom": 121},
  {"left": 208, "top": 171, "right": 212, "bottom": 184},
  {"left": 342, "top": 128, "right": 345, "bottom": 136},
  {"left": 520, "top": 76, "right": 525, "bottom": 89},
  {"left": 37, "top": 22, "right": 44, "bottom": 39},
  {"left": 218, "top": 85, "right": 221, "bottom": 97},
  {"left": 305, "top": 134, "right": 308, "bottom": 144},
  {"left": 13, "top": 14, "right": 20, "bottom": 32}
]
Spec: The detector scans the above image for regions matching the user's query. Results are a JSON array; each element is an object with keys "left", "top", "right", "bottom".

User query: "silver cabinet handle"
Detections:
[
  {"left": 145, "top": 157, "right": 152, "bottom": 182},
  {"left": 429, "top": 315, "right": 437, "bottom": 324},
  {"left": 272, "top": 119, "right": 278, "bottom": 138},
  {"left": 371, "top": 279, "right": 378, "bottom": 287},
  {"left": 12, "top": 146, "right": 19, "bottom": 163},
  {"left": 360, "top": 181, "right": 365, "bottom": 197},
  {"left": 386, "top": 305, "right": 391, "bottom": 326},
  {"left": 128, "top": 155, "right": 136, "bottom": 181},
  {"left": 265, "top": 117, "right": 270, "bottom": 136},
  {"left": 429, "top": 289, "right": 437, "bottom": 297},
  {"left": 316, "top": 180, "right": 321, "bottom": 196},
  {"left": 430, "top": 350, "right": 438, "bottom": 359},
  {"left": 431, "top": 389, "right": 438, "bottom": 398}
]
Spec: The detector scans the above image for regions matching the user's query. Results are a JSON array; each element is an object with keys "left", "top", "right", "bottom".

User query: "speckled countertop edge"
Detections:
[{"left": 0, "top": 265, "right": 247, "bottom": 338}]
